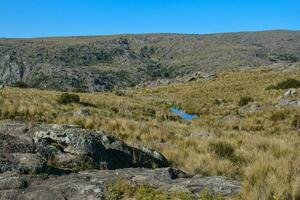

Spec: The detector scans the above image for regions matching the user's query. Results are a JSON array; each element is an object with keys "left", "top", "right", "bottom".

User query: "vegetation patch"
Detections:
[
  {"left": 57, "top": 93, "right": 80, "bottom": 104},
  {"left": 269, "top": 111, "right": 286, "bottom": 122},
  {"left": 238, "top": 96, "right": 254, "bottom": 107},
  {"left": 266, "top": 78, "right": 300, "bottom": 90},
  {"left": 208, "top": 141, "right": 235, "bottom": 160},
  {"left": 13, "top": 81, "right": 29, "bottom": 88},
  {"left": 104, "top": 179, "right": 223, "bottom": 200},
  {"left": 291, "top": 115, "right": 300, "bottom": 130}
]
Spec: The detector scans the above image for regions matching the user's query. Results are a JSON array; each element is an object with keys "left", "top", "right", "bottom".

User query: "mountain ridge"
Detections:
[{"left": 0, "top": 30, "right": 299, "bottom": 91}]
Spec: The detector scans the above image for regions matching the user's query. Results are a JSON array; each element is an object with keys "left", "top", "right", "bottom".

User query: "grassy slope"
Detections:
[{"left": 1, "top": 65, "right": 300, "bottom": 199}]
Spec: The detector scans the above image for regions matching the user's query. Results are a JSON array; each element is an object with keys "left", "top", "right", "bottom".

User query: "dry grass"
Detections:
[{"left": 1, "top": 66, "right": 300, "bottom": 199}]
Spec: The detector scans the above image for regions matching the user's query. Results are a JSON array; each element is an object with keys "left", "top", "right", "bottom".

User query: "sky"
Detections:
[{"left": 0, "top": 0, "right": 299, "bottom": 38}]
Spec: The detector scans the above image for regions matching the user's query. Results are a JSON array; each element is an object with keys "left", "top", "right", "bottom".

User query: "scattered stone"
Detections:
[
  {"left": 239, "top": 102, "right": 262, "bottom": 114},
  {"left": 220, "top": 115, "right": 241, "bottom": 123},
  {"left": 283, "top": 88, "right": 297, "bottom": 98},
  {"left": 73, "top": 107, "right": 91, "bottom": 117},
  {"left": 277, "top": 99, "right": 300, "bottom": 107},
  {"left": 188, "top": 131, "right": 214, "bottom": 139},
  {"left": 215, "top": 99, "right": 226, "bottom": 106}
]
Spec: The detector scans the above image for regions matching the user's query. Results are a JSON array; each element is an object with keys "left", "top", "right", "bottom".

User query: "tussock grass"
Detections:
[
  {"left": 1, "top": 67, "right": 300, "bottom": 199},
  {"left": 104, "top": 179, "right": 223, "bottom": 200}
]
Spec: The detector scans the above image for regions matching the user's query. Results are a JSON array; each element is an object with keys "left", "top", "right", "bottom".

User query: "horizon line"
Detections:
[{"left": 1, "top": 29, "right": 299, "bottom": 40}]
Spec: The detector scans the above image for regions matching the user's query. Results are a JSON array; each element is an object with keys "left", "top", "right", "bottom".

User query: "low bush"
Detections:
[
  {"left": 200, "top": 189, "right": 224, "bottom": 200},
  {"left": 266, "top": 79, "right": 300, "bottom": 90},
  {"left": 209, "top": 141, "right": 235, "bottom": 159},
  {"left": 57, "top": 93, "right": 80, "bottom": 104},
  {"left": 13, "top": 81, "right": 28, "bottom": 88},
  {"left": 104, "top": 179, "right": 198, "bottom": 200},
  {"left": 112, "top": 86, "right": 126, "bottom": 96},
  {"left": 238, "top": 96, "right": 254, "bottom": 107},
  {"left": 269, "top": 111, "right": 286, "bottom": 122},
  {"left": 291, "top": 115, "right": 300, "bottom": 130},
  {"left": 104, "top": 179, "right": 136, "bottom": 200}
]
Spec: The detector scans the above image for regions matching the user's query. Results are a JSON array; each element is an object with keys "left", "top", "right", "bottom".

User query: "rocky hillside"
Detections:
[{"left": 0, "top": 30, "right": 299, "bottom": 91}]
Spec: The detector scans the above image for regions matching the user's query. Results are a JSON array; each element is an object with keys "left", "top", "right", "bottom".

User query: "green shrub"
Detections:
[
  {"left": 104, "top": 179, "right": 136, "bottom": 200},
  {"left": 277, "top": 53, "right": 299, "bottom": 62},
  {"left": 104, "top": 179, "right": 197, "bottom": 200},
  {"left": 112, "top": 86, "right": 126, "bottom": 96},
  {"left": 291, "top": 115, "right": 300, "bottom": 130},
  {"left": 238, "top": 96, "right": 254, "bottom": 107},
  {"left": 209, "top": 141, "right": 235, "bottom": 159},
  {"left": 135, "top": 185, "right": 167, "bottom": 200},
  {"left": 266, "top": 79, "right": 300, "bottom": 90},
  {"left": 199, "top": 188, "right": 224, "bottom": 200},
  {"left": 269, "top": 112, "right": 286, "bottom": 122},
  {"left": 214, "top": 99, "right": 226, "bottom": 106},
  {"left": 57, "top": 93, "right": 80, "bottom": 104},
  {"left": 13, "top": 81, "right": 28, "bottom": 88}
]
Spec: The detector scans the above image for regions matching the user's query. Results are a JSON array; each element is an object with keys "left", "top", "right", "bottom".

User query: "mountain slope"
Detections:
[{"left": 0, "top": 30, "right": 299, "bottom": 91}]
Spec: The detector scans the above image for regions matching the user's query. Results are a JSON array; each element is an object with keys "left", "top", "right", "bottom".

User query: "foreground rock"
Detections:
[
  {"left": 0, "top": 120, "right": 240, "bottom": 199},
  {"left": 0, "top": 120, "right": 169, "bottom": 172},
  {"left": 277, "top": 88, "right": 300, "bottom": 107},
  {"left": 0, "top": 168, "right": 240, "bottom": 199}
]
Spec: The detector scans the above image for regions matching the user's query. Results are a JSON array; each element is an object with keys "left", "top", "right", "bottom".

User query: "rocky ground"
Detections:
[{"left": 0, "top": 120, "right": 240, "bottom": 199}]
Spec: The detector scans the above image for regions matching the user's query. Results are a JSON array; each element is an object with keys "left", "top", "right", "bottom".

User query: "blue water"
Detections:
[{"left": 170, "top": 107, "right": 198, "bottom": 120}]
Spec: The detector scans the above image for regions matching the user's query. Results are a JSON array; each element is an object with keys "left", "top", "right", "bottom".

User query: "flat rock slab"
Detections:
[{"left": 0, "top": 168, "right": 240, "bottom": 200}]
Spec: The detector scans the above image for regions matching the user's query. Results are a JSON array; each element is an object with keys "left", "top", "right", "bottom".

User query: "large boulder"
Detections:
[
  {"left": 0, "top": 120, "right": 241, "bottom": 199},
  {"left": 0, "top": 120, "right": 169, "bottom": 173},
  {"left": 32, "top": 123, "right": 169, "bottom": 170}
]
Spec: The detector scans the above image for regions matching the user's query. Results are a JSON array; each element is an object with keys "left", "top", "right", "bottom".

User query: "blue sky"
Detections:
[{"left": 0, "top": 0, "right": 299, "bottom": 38}]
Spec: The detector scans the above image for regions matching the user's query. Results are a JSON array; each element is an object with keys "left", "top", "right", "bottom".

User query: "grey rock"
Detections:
[
  {"left": 0, "top": 120, "right": 169, "bottom": 172},
  {"left": 277, "top": 99, "right": 300, "bottom": 107},
  {"left": 32, "top": 123, "right": 169, "bottom": 170},
  {"left": 283, "top": 88, "right": 297, "bottom": 98},
  {"left": 0, "top": 168, "right": 240, "bottom": 200},
  {"left": 73, "top": 107, "right": 91, "bottom": 117},
  {"left": 0, "top": 120, "right": 241, "bottom": 199},
  {"left": 239, "top": 102, "right": 262, "bottom": 114}
]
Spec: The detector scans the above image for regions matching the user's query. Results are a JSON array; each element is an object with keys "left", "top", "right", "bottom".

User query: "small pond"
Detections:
[{"left": 170, "top": 107, "right": 198, "bottom": 120}]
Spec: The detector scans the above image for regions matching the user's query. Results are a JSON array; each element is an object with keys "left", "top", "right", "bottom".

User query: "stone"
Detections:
[
  {"left": 32, "top": 123, "right": 169, "bottom": 170},
  {"left": 283, "top": 88, "right": 297, "bottom": 98},
  {"left": 239, "top": 102, "right": 262, "bottom": 114},
  {"left": 0, "top": 120, "right": 241, "bottom": 199},
  {"left": 73, "top": 107, "right": 91, "bottom": 117},
  {"left": 277, "top": 99, "right": 300, "bottom": 107},
  {"left": 0, "top": 168, "right": 240, "bottom": 199},
  {"left": 0, "top": 120, "right": 169, "bottom": 173}
]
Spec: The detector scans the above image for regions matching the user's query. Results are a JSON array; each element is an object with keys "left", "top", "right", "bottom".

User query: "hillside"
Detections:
[
  {"left": 1, "top": 65, "right": 300, "bottom": 199},
  {"left": 0, "top": 30, "right": 299, "bottom": 91}
]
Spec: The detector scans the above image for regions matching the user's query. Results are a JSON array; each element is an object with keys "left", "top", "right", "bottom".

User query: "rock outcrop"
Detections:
[
  {"left": 0, "top": 168, "right": 240, "bottom": 199},
  {"left": 0, "top": 120, "right": 169, "bottom": 172},
  {"left": 277, "top": 89, "right": 300, "bottom": 107},
  {"left": 0, "top": 120, "right": 241, "bottom": 199}
]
